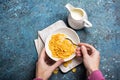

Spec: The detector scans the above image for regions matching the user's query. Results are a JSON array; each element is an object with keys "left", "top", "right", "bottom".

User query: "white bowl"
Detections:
[{"left": 45, "top": 28, "right": 80, "bottom": 62}]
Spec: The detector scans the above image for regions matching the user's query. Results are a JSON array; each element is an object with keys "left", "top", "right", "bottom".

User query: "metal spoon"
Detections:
[
  {"left": 65, "top": 38, "right": 92, "bottom": 52},
  {"left": 65, "top": 38, "right": 78, "bottom": 46}
]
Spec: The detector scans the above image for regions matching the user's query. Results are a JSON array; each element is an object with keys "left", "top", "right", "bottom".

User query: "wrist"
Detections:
[
  {"left": 91, "top": 68, "right": 99, "bottom": 72},
  {"left": 88, "top": 68, "right": 99, "bottom": 75},
  {"left": 33, "top": 78, "right": 43, "bottom": 80},
  {"left": 36, "top": 75, "right": 47, "bottom": 80}
]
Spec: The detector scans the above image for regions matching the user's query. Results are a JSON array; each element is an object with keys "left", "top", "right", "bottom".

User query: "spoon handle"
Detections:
[{"left": 65, "top": 38, "right": 78, "bottom": 46}]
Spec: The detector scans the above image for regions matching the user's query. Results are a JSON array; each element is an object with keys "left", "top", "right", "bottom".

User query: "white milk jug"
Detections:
[{"left": 65, "top": 3, "right": 92, "bottom": 29}]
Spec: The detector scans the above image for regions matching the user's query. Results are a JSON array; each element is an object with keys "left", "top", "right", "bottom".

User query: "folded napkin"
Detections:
[{"left": 34, "top": 20, "right": 82, "bottom": 73}]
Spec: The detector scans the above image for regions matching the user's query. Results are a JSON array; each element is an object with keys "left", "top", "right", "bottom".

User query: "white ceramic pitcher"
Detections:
[{"left": 65, "top": 3, "right": 92, "bottom": 29}]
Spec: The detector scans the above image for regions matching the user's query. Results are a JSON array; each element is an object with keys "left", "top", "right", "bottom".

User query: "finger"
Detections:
[
  {"left": 78, "top": 43, "right": 96, "bottom": 52},
  {"left": 81, "top": 46, "right": 89, "bottom": 58},
  {"left": 50, "top": 59, "right": 64, "bottom": 71},
  {"left": 78, "top": 43, "right": 96, "bottom": 50},
  {"left": 38, "top": 48, "right": 46, "bottom": 61},
  {"left": 77, "top": 52, "right": 81, "bottom": 56},
  {"left": 76, "top": 47, "right": 81, "bottom": 51},
  {"left": 76, "top": 48, "right": 82, "bottom": 57},
  {"left": 76, "top": 50, "right": 81, "bottom": 54},
  {"left": 76, "top": 51, "right": 79, "bottom": 56}
]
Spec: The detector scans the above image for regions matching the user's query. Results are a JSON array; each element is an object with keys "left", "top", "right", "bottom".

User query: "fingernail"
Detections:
[
  {"left": 81, "top": 45, "right": 84, "bottom": 48},
  {"left": 78, "top": 47, "right": 81, "bottom": 50},
  {"left": 78, "top": 53, "right": 81, "bottom": 56}
]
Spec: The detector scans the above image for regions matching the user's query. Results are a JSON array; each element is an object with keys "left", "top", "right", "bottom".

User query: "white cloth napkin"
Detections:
[{"left": 34, "top": 20, "right": 82, "bottom": 73}]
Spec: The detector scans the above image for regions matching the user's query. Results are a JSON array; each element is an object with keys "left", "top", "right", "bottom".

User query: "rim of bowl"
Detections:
[{"left": 45, "top": 27, "right": 80, "bottom": 62}]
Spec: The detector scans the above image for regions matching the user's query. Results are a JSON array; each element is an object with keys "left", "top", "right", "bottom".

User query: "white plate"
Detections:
[{"left": 45, "top": 28, "right": 80, "bottom": 62}]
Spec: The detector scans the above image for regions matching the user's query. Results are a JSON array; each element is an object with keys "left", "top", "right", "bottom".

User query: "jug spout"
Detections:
[{"left": 65, "top": 3, "right": 75, "bottom": 12}]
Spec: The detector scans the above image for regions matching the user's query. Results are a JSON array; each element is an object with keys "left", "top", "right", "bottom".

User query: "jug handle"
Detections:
[
  {"left": 65, "top": 3, "right": 75, "bottom": 12},
  {"left": 84, "top": 19, "right": 92, "bottom": 27}
]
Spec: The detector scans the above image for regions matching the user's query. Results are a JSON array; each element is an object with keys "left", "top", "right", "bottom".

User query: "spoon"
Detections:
[
  {"left": 65, "top": 38, "right": 78, "bottom": 46},
  {"left": 65, "top": 38, "right": 92, "bottom": 52}
]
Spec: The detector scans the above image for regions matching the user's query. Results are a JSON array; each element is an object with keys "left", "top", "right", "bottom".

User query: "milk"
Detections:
[{"left": 71, "top": 9, "right": 83, "bottom": 20}]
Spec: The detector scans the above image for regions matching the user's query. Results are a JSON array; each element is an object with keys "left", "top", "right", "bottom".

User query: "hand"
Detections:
[
  {"left": 76, "top": 43, "right": 100, "bottom": 75},
  {"left": 35, "top": 48, "right": 64, "bottom": 80}
]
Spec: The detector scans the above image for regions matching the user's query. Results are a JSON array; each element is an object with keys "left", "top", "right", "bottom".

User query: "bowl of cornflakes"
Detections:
[{"left": 45, "top": 28, "right": 80, "bottom": 62}]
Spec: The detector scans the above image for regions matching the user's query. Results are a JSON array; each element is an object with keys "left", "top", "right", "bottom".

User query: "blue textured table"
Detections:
[{"left": 0, "top": 0, "right": 120, "bottom": 80}]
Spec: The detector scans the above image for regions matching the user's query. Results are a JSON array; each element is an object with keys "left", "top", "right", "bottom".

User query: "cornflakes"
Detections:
[
  {"left": 72, "top": 68, "right": 77, "bottom": 73},
  {"left": 63, "top": 60, "right": 72, "bottom": 67},
  {"left": 49, "top": 33, "right": 76, "bottom": 59}
]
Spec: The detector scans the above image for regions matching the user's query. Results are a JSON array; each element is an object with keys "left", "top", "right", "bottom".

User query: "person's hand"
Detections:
[
  {"left": 76, "top": 43, "right": 100, "bottom": 76},
  {"left": 35, "top": 48, "right": 64, "bottom": 80}
]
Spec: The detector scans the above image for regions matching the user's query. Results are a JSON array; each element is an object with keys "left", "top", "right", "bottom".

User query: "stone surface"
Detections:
[{"left": 0, "top": 0, "right": 120, "bottom": 80}]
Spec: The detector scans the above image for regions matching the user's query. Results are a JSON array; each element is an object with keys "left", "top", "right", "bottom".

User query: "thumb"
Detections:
[
  {"left": 81, "top": 46, "right": 89, "bottom": 58},
  {"left": 50, "top": 59, "right": 64, "bottom": 71}
]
